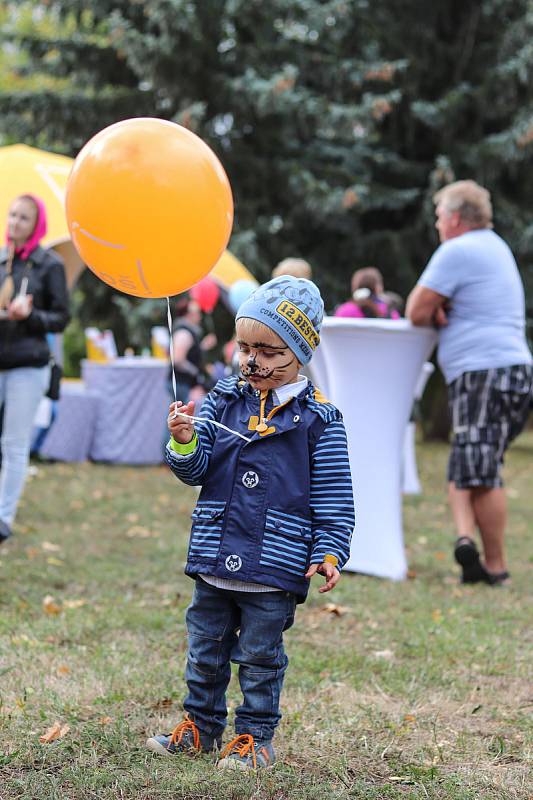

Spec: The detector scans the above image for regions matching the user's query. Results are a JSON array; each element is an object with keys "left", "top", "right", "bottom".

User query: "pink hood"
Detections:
[{"left": 5, "top": 194, "right": 48, "bottom": 261}]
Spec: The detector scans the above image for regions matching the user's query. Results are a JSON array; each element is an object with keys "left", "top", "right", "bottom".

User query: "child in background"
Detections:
[
  {"left": 147, "top": 276, "right": 355, "bottom": 769},
  {"left": 271, "top": 257, "right": 312, "bottom": 280},
  {"left": 335, "top": 267, "right": 401, "bottom": 319}
]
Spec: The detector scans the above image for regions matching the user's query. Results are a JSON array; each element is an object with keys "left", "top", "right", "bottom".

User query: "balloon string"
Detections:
[
  {"left": 167, "top": 296, "right": 178, "bottom": 405},
  {"left": 166, "top": 296, "right": 252, "bottom": 444}
]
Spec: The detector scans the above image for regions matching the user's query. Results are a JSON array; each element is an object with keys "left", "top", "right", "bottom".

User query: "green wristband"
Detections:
[{"left": 170, "top": 432, "right": 198, "bottom": 455}]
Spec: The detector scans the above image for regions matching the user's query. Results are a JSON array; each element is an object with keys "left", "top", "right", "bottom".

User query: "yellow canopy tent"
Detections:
[{"left": 0, "top": 143, "right": 256, "bottom": 292}]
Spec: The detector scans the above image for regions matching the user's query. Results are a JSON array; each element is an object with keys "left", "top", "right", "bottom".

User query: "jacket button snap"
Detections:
[{"left": 293, "top": 415, "right": 300, "bottom": 423}]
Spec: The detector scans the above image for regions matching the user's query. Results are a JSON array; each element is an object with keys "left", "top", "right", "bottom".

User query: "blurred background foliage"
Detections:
[{"left": 1, "top": 0, "right": 532, "bottom": 434}]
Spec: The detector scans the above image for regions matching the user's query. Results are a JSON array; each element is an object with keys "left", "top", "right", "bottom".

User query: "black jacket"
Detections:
[{"left": 0, "top": 245, "right": 70, "bottom": 369}]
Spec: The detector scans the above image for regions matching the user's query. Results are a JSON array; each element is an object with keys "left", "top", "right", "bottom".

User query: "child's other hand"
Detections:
[
  {"left": 168, "top": 401, "right": 196, "bottom": 443},
  {"left": 305, "top": 561, "right": 340, "bottom": 593}
]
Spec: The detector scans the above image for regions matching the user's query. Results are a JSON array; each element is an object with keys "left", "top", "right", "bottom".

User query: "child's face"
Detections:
[{"left": 236, "top": 319, "right": 300, "bottom": 392}]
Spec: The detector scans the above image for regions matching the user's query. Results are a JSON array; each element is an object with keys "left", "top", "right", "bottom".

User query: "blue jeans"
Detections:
[
  {"left": 0, "top": 366, "right": 49, "bottom": 525},
  {"left": 184, "top": 578, "right": 296, "bottom": 743}
]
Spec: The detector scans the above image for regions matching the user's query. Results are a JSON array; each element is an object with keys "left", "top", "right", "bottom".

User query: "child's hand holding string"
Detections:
[{"left": 168, "top": 401, "right": 196, "bottom": 444}]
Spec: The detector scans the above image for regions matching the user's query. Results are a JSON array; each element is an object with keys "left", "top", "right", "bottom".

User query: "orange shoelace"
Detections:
[
  {"left": 219, "top": 733, "right": 257, "bottom": 768},
  {"left": 168, "top": 715, "right": 201, "bottom": 751}
]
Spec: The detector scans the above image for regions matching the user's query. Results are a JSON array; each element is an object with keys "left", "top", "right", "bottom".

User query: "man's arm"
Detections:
[{"left": 406, "top": 285, "right": 449, "bottom": 327}]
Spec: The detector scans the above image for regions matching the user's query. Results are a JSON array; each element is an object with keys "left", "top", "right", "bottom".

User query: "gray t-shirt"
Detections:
[{"left": 418, "top": 229, "right": 531, "bottom": 384}]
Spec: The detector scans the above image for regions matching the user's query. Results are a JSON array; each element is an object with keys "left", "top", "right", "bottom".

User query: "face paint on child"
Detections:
[{"left": 235, "top": 319, "right": 300, "bottom": 391}]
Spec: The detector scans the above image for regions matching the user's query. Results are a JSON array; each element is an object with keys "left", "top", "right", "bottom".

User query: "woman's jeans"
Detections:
[
  {"left": 184, "top": 578, "right": 296, "bottom": 744},
  {"left": 0, "top": 366, "right": 49, "bottom": 525}
]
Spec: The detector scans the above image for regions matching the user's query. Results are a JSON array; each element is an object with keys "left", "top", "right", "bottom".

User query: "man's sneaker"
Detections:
[
  {"left": 146, "top": 715, "right": 220, "bottom": 756},
  {"left": 0, "top": 519, "right": 12, "bottom": 545},
  {"left": 217, "top": 734, "right": 275, "bottom": 770}
]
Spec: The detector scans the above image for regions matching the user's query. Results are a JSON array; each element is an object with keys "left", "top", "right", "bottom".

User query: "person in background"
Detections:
[
  {"left": 271, "top": 257, "right": 312, "bottom": 280},
  {"left": 406, "top": 180, "right": 532, "bottom": 585},
  {"left": 0, "top": 194, "right": 70, "bottom": 544},
  {"left": 147, "top": 275, "right": 355, "bottom": 769},
  {"left": 335, "top": 267, "right": 401, "bottom": 319},
  {"left": 169, "top": 294, "right": 217, "bottom": 407}
]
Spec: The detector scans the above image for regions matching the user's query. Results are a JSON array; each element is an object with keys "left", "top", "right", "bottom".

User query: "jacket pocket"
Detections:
[
  {"left": 189, "top": 501, "right": 226, "bottom": 560},
  {"left": 259, "top": 508, "right": 312, "bottom": 577}
]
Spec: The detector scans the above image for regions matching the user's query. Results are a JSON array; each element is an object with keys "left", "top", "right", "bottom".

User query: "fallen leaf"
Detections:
[
  {"left": 373, "top": 649, "right": 394, "bottom": 659},
  {"left": 25, "top": 546, "right": 41, "bottom": 559},
  {"left": 63, "top": 599, "right": 86, "bottom": 609},
  {"left": 434, "top": 551, "right": 446, "bottom": 561},
  {"left": 42, "top": 541, "right": 61, "bottom": 552},
  {"left": 39, "top": 721, "right": 70, "bottom": 743},
  {"left": 417, "top": 536, "right": 427, "bottom": 545},
  {"left": 99, "top": 716, "right": 113, "bottom": 725},
  {"left": 403, "top": 714, "right": 416, "bottom": 723},
  {"left": 42, "top": 596, "right": 62, "bottom": 615},
  {"left": 92, "top": 490, "right": 104, "bottom": 500},
  {"left": 432, "top": 609, "right": 443, "bottom": 623},
  {"left": 152, "top": 697, "right": 173, "bottom": 710},
  {"left": 406, "top": 569, "right": 417, "bottom": 579},
  {"left": 321, "top": 603, "right": 351, "bottom": 616},
  {"left": 126, "top": 513, "right": 139, "bottom": 523},
  {"left": 46, "top": 557, "right": 64, "bottom": 566},
  {"left": 57, "top": 665, "right": 70, "bottom": 676}
]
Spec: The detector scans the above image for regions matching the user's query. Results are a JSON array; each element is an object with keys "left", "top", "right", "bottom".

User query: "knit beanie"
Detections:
[{"left": 235, "top": 275, "right": 324, "bottom": 365}]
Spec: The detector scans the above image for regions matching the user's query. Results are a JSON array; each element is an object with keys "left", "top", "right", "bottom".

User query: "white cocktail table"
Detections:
[{"left": 309, "top": 317, "right": 437, "bottom": 580}]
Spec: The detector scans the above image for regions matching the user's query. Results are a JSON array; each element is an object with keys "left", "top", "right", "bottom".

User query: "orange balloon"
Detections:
[{"left": 65, "top": 118, "right": 233, "bottom": 298}]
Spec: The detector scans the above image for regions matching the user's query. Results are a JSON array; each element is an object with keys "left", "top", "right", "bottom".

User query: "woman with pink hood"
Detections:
[{"left": 0, "top": 194, "right": 70, "bottom": 543}]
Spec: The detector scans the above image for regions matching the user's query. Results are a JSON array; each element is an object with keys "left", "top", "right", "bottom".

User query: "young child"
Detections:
[
  {"left": 147, "top": 276, "right": 355, "bottom": 769},
  {"left": 335, "top": 267, "right": 401, "bottom": 319}
]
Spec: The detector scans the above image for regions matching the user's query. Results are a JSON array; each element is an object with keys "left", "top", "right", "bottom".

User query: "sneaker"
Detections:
[
  {"left": 146, "top": 715, "right": 220, "bottom": 756},
  {"left": 217, "top": 734, "right": 275, "bottom": 770},
  {"left": 0, "top": 519, "right": 12, "bottom": 544}
]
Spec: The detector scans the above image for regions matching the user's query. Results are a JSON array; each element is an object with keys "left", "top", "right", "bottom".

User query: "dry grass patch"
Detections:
[{"left": 0, "top": 437, "right": 532, "bottom": 799}]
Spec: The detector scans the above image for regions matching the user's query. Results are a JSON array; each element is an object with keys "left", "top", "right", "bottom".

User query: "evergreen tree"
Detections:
[{"left": 1, "top": 0, "right": 531, "bottom": 352}]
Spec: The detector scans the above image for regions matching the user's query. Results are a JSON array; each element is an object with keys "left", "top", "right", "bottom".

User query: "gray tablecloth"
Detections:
[
  {"left": 39, "top": 381, "right": 100, "bottom": 462},
  {"left": 82, "top": 358, "right": 170, "bottom": 464}
]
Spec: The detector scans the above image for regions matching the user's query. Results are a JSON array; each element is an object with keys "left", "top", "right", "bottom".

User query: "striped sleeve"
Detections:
[
  {"left": 165, "top": 392, "right": 218, "bottom": 485},
  {"left": 309, "top": 419, "right": 355, "bottom": 569}
]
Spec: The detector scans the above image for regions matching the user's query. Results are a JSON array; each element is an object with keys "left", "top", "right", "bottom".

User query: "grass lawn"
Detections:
[{"left": 0, "top": 435, "right": 531, "bottom": 799}]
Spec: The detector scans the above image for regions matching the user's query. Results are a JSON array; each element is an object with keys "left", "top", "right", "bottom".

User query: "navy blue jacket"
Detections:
[{"left": 166, "top": 376, "right": 355, "bottom": 601}]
